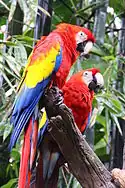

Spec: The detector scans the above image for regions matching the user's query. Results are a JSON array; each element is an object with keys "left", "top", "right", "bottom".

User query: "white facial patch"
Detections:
[
  {"left": 76, "top": 31, "right": 87, "bottom": 44},
  {"left": 82, "top": 71, "right": 93, "bottom": 86},
  {"left": 95, "top": 73, "right": 104, "bottom": 87}
]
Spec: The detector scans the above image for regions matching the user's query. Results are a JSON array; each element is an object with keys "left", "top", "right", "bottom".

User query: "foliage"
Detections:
[{"left": 0, "top": 0, "right": 125, "bottom": 187}]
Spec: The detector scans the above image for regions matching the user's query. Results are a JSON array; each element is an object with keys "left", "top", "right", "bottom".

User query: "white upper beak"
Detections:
[
  {"left": 81, "top": 41, "right": 93, "bottom": 55},
  {"left": 95, "top": 72, "right": 104, "bottom": 88}
]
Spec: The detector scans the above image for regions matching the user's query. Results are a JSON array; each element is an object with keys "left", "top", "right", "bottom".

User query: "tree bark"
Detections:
[{"left": 44, "top": 87, "right": 118, "bottom": 188}]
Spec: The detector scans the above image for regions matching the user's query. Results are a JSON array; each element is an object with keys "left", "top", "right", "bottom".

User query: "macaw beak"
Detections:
[
  {"left": 88, "top": 73, "right": 104, "bottom": 93},
  {"left": 76, "top": 41, "right": 93, "bottom": 57}
]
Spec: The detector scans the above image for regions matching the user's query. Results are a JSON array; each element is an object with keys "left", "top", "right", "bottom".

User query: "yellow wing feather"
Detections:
[
  {"left": 18, "top": 42, "right": 60, "bottom": 90},
  {"left": 39, "top": 109, "right": 47, "bottom": 130},
  {"left": 25, "top": 43, "right": 60, "bottom": 88}
]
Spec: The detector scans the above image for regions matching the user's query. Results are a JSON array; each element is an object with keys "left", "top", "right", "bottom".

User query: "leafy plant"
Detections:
[{"left": 0, "top": 0, "right": 125, "bottom": 187}]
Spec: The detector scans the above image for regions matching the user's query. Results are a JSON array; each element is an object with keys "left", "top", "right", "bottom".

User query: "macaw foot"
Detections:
[
  {"left": 44, "top": 86, "right": 64, "bottom": 106},
  {"left": 51, "top": 86, "right": 64, "bottom": 106},
  {"left": 43, "top": 86, "right": 64, "bottom": 118}
]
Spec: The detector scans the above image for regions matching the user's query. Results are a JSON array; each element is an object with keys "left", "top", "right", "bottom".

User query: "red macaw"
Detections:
[
  {"left": 62, "top": 68, "right": 104, "bottom": 132},
  {"left": 9, "top": 23, "right": 95, "bottom": 188},
  {"left": 32, "top": 68, "right": 104, "bottom": 188}
]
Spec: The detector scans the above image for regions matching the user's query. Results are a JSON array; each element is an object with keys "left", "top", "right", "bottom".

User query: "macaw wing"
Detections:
[
  {"left": 9, "top": 40, "right": 62, "bottom": 150},
  {"left": 37, "top": 109, "right": 48, "bottom": 147}
]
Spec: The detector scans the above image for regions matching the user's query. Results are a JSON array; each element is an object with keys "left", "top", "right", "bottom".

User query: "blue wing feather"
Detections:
[
  {"left": 9, "top": 77, "right": 51, "bottom": 151},
  {"left": 9, "top": 49, "right": 62, "bottom": 151}
]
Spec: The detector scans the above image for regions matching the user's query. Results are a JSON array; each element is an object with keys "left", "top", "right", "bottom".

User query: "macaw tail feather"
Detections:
[
  {"left": 18, "top": 116, "right": 38, "bottom": 188},
  {"left": 18, "top": 120, "right": 32, "bottom": 188},
  {"left": 30, "top": 150, "right": 60, "bottom": 188},
  {"left": 30, "top": 132, "right": 62, "bottom": 188}
]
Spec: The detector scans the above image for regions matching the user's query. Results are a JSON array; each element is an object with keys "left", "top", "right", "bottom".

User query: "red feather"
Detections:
[
  {"left": 62, "top": 70, "right": 94, "bottom": 132},
  {"left": 18, "top": 118, "right": 38, "bottom": 188}
]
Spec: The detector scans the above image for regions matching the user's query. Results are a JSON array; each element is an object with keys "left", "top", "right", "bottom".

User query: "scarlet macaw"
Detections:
[
  {"left": 33, "top": 68, "right": 104, "bottom": 188},
  {"left": 9, "top": 23, "right": 95, "bottom": 188}
]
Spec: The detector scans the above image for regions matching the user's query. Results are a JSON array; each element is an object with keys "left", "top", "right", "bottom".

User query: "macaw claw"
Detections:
[{"left": 43, "top": 86, "right": 64, "bottom": 118}]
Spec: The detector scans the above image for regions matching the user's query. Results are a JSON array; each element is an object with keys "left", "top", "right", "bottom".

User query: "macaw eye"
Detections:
[
  {"left": 80, "top": 32, "right": 84, "bottom": 36},
  {"left": 79, "top": 31, "right": 87, "bottom": 40},
  {"left": 83, "top": 71, "right": 89, "bottom": 76},
  {"left": 76, "top": 31, "right": 87, "bottom": 45}
]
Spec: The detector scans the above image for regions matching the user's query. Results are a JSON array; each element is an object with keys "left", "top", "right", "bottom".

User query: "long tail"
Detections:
[
  {"left": 37, "top": 149, "right": 60, "bottom": 188},
  {"left": 30, "top": 110, "right": 63, "bottom": 188},
  {"left": 18, "top": 116, "right": 38, "bottom": 188},
  {"left": 30, "top": 131, "right": 61, "bottom": 188}
]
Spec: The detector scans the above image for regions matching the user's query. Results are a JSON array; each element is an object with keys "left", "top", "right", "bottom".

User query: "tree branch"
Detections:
[
  {"left": 44, "top": 87, "right": 118, "bottom": 188},
  {"left": 106, "top": 28, "right": 125, "bottom": 33}
]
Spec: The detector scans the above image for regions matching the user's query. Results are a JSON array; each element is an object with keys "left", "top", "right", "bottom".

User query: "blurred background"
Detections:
[{"left": 0, "top": 0, "right": 125, "bottom": 187}]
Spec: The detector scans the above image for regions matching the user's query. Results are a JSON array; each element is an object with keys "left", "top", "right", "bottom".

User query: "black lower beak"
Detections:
[
  {"left": 88, "top": 81, "right": 103, "bottom": 93},
  {"left": 88, "top": 81, "right": 97, "bottom": 91},
  {"left": 76, "top": 41, "right": 87, "bottom": 53}
]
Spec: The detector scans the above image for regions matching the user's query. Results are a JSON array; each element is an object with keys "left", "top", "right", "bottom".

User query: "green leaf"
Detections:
[
  {"left": 2, "top": 65, "right": 20, "bottom": 80},
  {"left": 0, "top": 124, "right": 5, "bottom": 136},
  {"left": 31, "top": 3, "right": 51, "bottom": 18},
  {"left": 8, "top": 0, "right": 17, "bottom": 22},
  {"left": 91, "top": 45, "right": 105, "bottom": 57},
  {"left": 0, "top": 40, "right": 17, "bottom": 46},
  {"left": 14, "top": 42, "right": 27, "bottom": 66},
  {"left": 37, "top": 5, "right": 51, "bottom": 17},
  {"left": 96, "top": 93, "right": 125, "bottom": 117},
  {"left": 113, "top": 88, "right": 125, "bottom": 104},
  {"left": 1, "top": 178, "right": 18, "bottom": 188},
  {"left": 15, "top": 35, "right": 36, "bottom": 44},
  {"left": 76, "top": 1, "right": 102, "bottom": 14},
  {"left": 2, "top": 52, "right": 22, "bottom": 76},
  {"left": 69, "top": 0, "right": 76, "bottom": 10},
  {"left": 94, "top": 125, "right": 105, "bottom": 145},
  {"left": 0, "top": 0, "right": 10, "bottom": 11},
  {"left": 96, "top": 115, "right": 106, "bottom": 128},
  {"left": 18, "top": 0, "right": 28, "bottom": 13},
  {"left": 0, "top": 68, "right": 16, "bottom": 91},
  {"left": 109, "top": 0, "right": 125, "bottom": 14},
  {"left": 110, "top": 113, "right": 122, "bottom": 135},
  {"left": 94, "top": 138, "right": 106, "bottom": 154},
  {"left": 11, "top": 148, "right": 20, "bottom": 161},
  {"left": 3, "top": 123, "right": 12, "bottom": 141}
]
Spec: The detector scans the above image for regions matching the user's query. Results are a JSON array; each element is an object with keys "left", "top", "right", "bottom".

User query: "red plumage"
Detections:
[
  {"left": 62, "top": 69, "right": 99, "bottom": 132},
  {"left": 18, "top": 118, "right": 38, "bottom": 188},
  {"left": 16, "top": 23, "right": 95, "bottom": 188},
  {"left": 18, "top": 119, "right": 32, "bottom": 188},
  {"left": 29, "top": 23, "right": 95, "bottom": 88}
]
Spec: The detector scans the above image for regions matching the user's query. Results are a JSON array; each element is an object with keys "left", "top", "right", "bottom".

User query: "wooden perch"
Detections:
[
  {"left": 112, "top": 169, "right": 125, "bottom": 188},
  {"left": 44, "top": 87, "right": 119, "bottom": 188}
]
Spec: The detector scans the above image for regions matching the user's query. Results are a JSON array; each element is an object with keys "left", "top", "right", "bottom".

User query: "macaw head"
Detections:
[
  {"left": 81, "top": 68, "right": 104, "bottom": 92},
  {"left": 56, "top": 23, "right": 95, "bottom": 57},
  {"left": 68, "top": 68, "right": 104, "bottom": 93}
]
